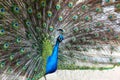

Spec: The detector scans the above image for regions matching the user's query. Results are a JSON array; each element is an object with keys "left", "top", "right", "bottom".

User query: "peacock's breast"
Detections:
[{"left": 46, "top": 56, "right": 58, "bottom": 74}]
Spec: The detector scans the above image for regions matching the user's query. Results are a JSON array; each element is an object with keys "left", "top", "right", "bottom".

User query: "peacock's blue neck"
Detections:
[
  {"left": 51, "top": 40, "right": 60, "bottom": 57},
  {"left": 46, "top": 40, "right": 60, "bottom": 74}
]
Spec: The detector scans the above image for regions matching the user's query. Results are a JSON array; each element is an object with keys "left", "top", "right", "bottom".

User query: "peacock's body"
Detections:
[{"left": 0, "top": 0, "right": 120, "bottom": 80}]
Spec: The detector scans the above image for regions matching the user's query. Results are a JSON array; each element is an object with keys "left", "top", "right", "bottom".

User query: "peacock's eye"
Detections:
[
  {"left": 37, "top": 12, "right": 42, "bottom": 19},
  {"left": 81, "top": 5, "right": 88, "bottom": 10},
  {"left": 0, "top": 7, "right": 5, "bottom": 15},
  {"left": 10, "top": 54, "right": 14, "bottom": 60},
  {"left": 3, "top": 42, "right": 9, "bottom": 49},
  {"left": 56, "top": 4, "right": 61, "bottom": 10},
  {"left": 28, "top": 7, "right": 33, "bottom": 14},
  {"left": 42, "top": 22, "right": 47, "bottom": 28},
  {"left": 73, "top": 27, "right": 79, "bottom": 32},
  {"left": 0, "top": 29, "right": 5, "bottom": 35},
  {"left": 108, "top": 14, "right": 115, "bottom": 20},
  {"left": 16, "top": 37, "right": 21, "bottom": 43},
  {"left": 47, "top": 11, "right": 52, "bottom": 17},
  {"left": 96, "top": 22, "right": 102, "bottom": 27},
  {"left": 71, "top": 37, "right": 76, "bottom": 42},
  {"left": 0, "top": 8, "right": 5, "bottom": 12},
  {"left": 84, "top": 28, "right": 90, "bottom": 32},
  {"left": 58, "top": 16, "right": 63, "bottom": 21},
  {"left": 85, "top": 16, "right": 91, "bottom": 21},
  {"left": 12, "top": 21, "right": 19, "bottom": 29},
  {"left": 49, "top": 26, "right": 54, "bottom": 31},
  {"left": 15, "top": 7, "right": 19, "bottom": 11},
  {"left": 41, "top": 1, "right": 46, "bottom": 7},
  {"left": 20, "top": 47, "right": 25, "bottom": 53},
  {"left": 16, "top": 60, "right": 21, "bottom": 66},
  {"left": 25, "top": 20, "right": 31, "bottom": 27},
  {"left": 96, "top": 7, "right": 102, "bottom": 12},
  {"left": 27, "top": 33, "right": 32, "bottom": 39},
  {"left": 108, "top": 15, "right": 112, "bottom": 19},
  {"left": 72, "top": 15, "right": 78, "bottom": 20},
  {"left": 0, "top": 62, "right": 5, "bottom": 68},
  {"left": 68, "top": 2, "right": 73, "bottom": 8},
  {"left": 94, "top": 33, "right": 99, "bottom": 37},
  {"left": 12, "top": 5, "right": 20, "bottom": 14},
  {"left": 7, "top": 67, "right": 13, "bottom": 73}
]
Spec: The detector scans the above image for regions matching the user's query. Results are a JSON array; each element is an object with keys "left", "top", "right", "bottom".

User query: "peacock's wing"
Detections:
[
  {"left": 48, "top": 0, "right": 120, "bottom": 70},
  {"left": 0, "top": 0, "right": 52, "bottom": 79}
]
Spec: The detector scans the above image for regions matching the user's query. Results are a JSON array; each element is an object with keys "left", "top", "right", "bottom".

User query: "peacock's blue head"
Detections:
[
  {"left": 57, "top": 35, "right": 64, "bottom": 43},
  {"left": 57, "top": 29, "right": 64, "bottom": 43}
]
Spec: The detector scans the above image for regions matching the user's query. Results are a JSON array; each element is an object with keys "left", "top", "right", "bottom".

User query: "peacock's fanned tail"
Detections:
[
  {"left": 0, "top": 0, "right": 52, "bottom": 79},
  {"left": 58, "top": 0, "right": 120, "bottom": 69},
  {"left": 0, "top": 0, "right": 120, "bottom": 80}
]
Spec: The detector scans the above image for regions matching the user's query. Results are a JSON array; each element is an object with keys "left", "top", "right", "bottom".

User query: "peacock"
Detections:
[{"left": 0, "top": 0, "right": 120, "bottom": 80}]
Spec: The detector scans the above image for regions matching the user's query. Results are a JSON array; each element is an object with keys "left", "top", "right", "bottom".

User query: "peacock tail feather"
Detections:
[{"left": 0, "top": 0, "right": 120, "bottom": 79}]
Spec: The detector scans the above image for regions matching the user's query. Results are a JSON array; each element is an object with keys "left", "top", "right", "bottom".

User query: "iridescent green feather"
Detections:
[{"left": 42, "top": 38, "right": 53, "bottom": 72}]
